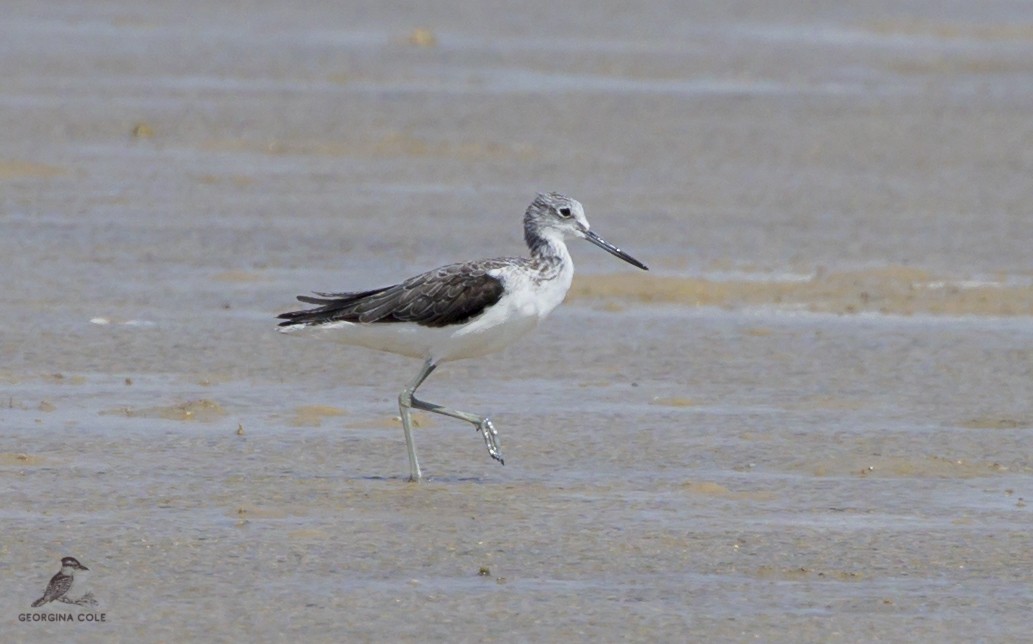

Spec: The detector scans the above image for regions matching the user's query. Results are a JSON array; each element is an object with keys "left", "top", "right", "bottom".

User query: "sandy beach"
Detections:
[{"left": 2, "top": 1, "right": 1032, "bottom": 641}]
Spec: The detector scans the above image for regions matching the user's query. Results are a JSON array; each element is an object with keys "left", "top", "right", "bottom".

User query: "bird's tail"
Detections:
[
  {"left": 31, "top": 597, "right": 47, "bottom": 607},
  {"left": 277, "top": 287, "right": 391, "bottom": 328}
]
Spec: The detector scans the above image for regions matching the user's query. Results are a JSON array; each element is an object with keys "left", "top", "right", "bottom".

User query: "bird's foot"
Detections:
[{"left": 478, "top": 418, "right": 504, "bottom": 465}]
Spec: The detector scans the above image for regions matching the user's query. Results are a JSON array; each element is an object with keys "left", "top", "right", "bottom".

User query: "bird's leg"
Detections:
[
  {"left": 398, "top": 359, "right": 437, "bottom": 482},
  {"left": 399, "top": 358, "right": 505, "bottom": 475},
  {"left": 408, "top": 397, "right": 504, "bottom": 466}
]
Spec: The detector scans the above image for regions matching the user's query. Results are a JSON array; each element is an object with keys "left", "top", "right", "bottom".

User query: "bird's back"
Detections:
[
  {"left": 32, "top": 572, "right": 72, "bottom": 606},
  {"left": 277, "top": 258, "right": 519, "bottom": 330}
]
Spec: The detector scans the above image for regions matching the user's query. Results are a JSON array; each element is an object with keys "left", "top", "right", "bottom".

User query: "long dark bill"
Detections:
[{"left": 583, "top": 230, "right": 649, "bottom": 270}]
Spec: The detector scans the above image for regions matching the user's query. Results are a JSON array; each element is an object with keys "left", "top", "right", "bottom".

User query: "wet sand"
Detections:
[{"left": 2, "top": 1, "right": 1032, "bottom": 641}]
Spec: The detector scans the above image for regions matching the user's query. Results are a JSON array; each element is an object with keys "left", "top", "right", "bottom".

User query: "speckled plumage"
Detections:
[{"left": 277, "top": 259, "right": 509, "bottom": 329}]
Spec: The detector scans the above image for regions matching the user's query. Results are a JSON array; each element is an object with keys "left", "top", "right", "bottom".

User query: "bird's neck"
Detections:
[{"left": 525, "top": 227, "right": 571, "bottom": 277}]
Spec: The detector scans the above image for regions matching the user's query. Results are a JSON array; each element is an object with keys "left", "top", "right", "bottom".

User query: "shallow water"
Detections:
[{"left": 3, "top": 1, "right": 1033, "bottom": 641}]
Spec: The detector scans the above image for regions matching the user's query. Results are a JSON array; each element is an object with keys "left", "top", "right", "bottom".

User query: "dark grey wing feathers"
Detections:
[
  {"left": 295, "top": 287, "right": 391, "bottom": 307},
  {"left": 278, "top": 261, "right": 508, "bottom": 329},
  {"left": 32, "top": 572, "right": 72, "bottom": 606}
]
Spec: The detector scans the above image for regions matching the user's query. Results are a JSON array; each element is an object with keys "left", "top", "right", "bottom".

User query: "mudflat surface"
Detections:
[{"left": 2, "top": 2, "right": 1032, "bottom": 641}]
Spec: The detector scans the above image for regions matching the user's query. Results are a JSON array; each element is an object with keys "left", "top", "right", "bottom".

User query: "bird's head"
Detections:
[
  {"left": 525, "top": 192, "right": 648, "bottom": 270},
  {"left": 60, "top": 557, "right": 89, "bottom": 571}
]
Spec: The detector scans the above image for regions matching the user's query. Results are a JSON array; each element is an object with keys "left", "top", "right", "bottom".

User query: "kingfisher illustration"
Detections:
[{"left": 31, "top": 556, "right": 89, "bottom": 607}]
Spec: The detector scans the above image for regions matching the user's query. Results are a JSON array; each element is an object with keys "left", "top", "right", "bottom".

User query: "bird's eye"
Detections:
[{"left": 558, "top": 207, "right": 572, "bottom": 218}]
